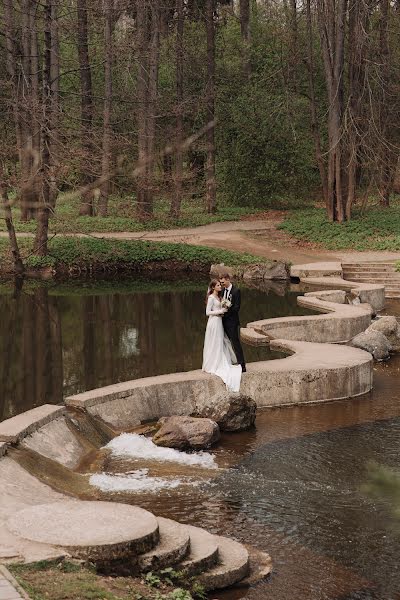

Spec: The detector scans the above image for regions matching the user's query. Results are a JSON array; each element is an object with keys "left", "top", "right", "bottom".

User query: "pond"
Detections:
[
  {"left": 3, "top": 277, "right": 400, "bottom": 600},
  {"left": 0, "top": 277, "right": 307, "bottom": 422}
]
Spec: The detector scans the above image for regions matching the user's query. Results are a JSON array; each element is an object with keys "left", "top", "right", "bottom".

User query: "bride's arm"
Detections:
[{"left": 206, "top": 296, "right": 226, "bottom": 316}]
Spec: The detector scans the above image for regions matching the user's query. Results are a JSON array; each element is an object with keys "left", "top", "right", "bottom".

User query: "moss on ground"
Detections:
[
  {"left": 9, "top": 561, "right": 206, "bottom": 600},
  {"left": 278, "top": 206, "right": 400, "bottom": 251}
]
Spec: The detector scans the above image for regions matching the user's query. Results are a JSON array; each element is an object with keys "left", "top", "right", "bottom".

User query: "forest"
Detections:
[{"left": 0, "top": 0, "right": 400, "bottom": 265}]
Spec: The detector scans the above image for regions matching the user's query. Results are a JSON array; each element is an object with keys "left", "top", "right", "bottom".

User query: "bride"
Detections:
[{"left": 202, "top": 279, "right": 242, "bottom": 392}]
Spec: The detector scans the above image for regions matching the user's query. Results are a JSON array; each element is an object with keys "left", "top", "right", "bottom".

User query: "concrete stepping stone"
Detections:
[
  {"left": 177, "top": 524, "right": 219, "bottom": 576},
  {"left": 6, "top": 501, "right": 159, "bottom": 562},
  {"left": 240, "top": 545, "right": 272, "bottom": 586},
  {"left": 138, "top": 517, "right": 190, "bottom": 572},
  {"left": 198, "top": 535, "right": 250, "bottom": 591}
]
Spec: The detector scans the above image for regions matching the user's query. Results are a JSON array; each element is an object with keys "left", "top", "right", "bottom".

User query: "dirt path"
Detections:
[
  {"left": 84, "top": 218, "right": 337, "bottom": 264},
  {"left": 3, "top": 216, "right": 400, "bottom": 264}
]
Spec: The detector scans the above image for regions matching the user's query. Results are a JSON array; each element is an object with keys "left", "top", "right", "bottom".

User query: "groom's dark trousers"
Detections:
[{"left": 222, "top": 285, "right": 246, "bottom": 368}]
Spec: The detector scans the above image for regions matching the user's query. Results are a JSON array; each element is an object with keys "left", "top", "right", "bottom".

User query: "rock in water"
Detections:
[
  {"left": 152, "top": 416, "right": 220, "bottom": 450},
  {"left": 349, "top": 330, "right": 391, "bottom": 361},
  {"left": 367, "top": 316, "right": 400, "bottom": 352},
  {"left": 194, "top": 395, "right": 257, "bottom": 432}
]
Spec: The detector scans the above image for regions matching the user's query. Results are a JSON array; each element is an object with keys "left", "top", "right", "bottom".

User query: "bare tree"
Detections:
[
  {"left": 170, "top": 0, "right": 185, "bottom": 218},
  {"left": 205, "top": 0, "right": 216, "bottom": 214},
  {"left": 304, "top": 0, "right": 328, "bottom": 207},
  {"left": 77, "top": 0, "right": 95, "bottom": 216},
  {"left": 34, "top": 0, "right": 53, "bottom": 255},
  {"left": 0, "top": 172, "right": 24, "bottom": 274},
  {"left": 136, "top": 0, "right": 161, "bottom": 220},
  {"left": 99, "top": 0, "right": 114, "bottom": 217}
]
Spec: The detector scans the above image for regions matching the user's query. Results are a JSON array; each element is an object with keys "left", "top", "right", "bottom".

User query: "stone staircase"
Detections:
[
  {"left": 342, "top": 261, "right": 400, "bottom": 299},
  {"left": 4, "top": 501, "right": 270, "bottom": 592}
]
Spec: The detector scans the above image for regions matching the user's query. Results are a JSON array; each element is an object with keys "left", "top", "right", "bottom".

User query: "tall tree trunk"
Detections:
[
  {"left": 77, "top": 0, "right": 95, "bottom": 216},
  {"left": 49, "top": 0, "right": 60, "bottom": 207},
  {"left": 205, "top": 0, "right": 216, "bottom": 215},
  {"left": 378, "top": 0, "right": 392, "bottom": 207},
  {"left": 145, "top": 0, "right": 160, "bottom": 217},
  {"left": 170, "top": 0, "right": 184, "bottom": 219},
  {"left": 288, "top": 0, "right": 297, "bottom": 90},
  {"left": 317, "top": 0, "right": 347, "bottom": 222},
  {"left": 136, "top": 0, "right": 150, "bottom": 219},
  {"left": 99, "top": 0, "right": 114, "bottom": 217},
  {"left": 0, "top": 173, "right": 24, "bottom": 275},
  {"left": 239, "top": 0, "right": 251, "bottom": 78},
  {"left": 20, "top": 0, "right": 34, "bottom": 221},
  {"left": 305, "top": 0, "right": 328, "bottom": 207},
  {"left": 34, "top": 0, "right": 52, "bottom": 255},
  {"left": 4, "top": 0, "right": 22, "bottom": 165}
]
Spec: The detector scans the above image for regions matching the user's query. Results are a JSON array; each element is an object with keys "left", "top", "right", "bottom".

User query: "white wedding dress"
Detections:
[{"left": 202, "top": 295, "right": 242, "bottom": 392}]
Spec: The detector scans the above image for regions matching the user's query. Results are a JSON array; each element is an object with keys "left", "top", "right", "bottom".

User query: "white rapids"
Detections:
[
  {"left": 89, "top": 469, "right": 189, "bottom": 493},
  {"left": 103, "top": 433, "right": 218, "bottom": 469}
]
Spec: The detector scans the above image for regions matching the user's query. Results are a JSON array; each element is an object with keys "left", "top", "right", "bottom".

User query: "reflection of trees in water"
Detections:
[{"left": 0, "top": 288, "right": 63, "bottom": 421}]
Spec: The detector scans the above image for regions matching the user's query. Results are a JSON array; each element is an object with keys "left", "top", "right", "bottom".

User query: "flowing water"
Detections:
[{"left": 2, "top": 277, "right": 400, "bottom": 599}]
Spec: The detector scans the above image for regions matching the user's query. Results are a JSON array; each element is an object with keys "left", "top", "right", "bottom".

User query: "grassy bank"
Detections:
[
  {"left": 9, "top": 560, "right": 207, "bottom": 600},
  {"left": 279, "top": 207, "right": 400, "bottom": 251},
  {"left": 0, "top": 237, "right": 270, "bottom": 276},
  {"left": 1, "top": 195, "right": 258, "bottom": 234}
]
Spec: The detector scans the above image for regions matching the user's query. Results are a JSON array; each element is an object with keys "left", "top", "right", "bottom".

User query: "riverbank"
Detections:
[{"left": 0, "top": 237, "right": 284, "bottom": 279}]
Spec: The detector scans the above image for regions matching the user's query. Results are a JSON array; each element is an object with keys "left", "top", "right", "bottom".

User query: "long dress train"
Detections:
[{"left": 202, "top": 295, "right": 242, "bottom": 392}]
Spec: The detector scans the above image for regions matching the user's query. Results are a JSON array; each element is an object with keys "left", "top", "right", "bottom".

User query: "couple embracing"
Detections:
[{"left": 202, "top": 273, "right": 246, "bottom": 393}]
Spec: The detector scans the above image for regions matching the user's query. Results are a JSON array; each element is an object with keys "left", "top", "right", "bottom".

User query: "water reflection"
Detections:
[{"left": 0, "top": 278, "right": 311, "bottom": 421}]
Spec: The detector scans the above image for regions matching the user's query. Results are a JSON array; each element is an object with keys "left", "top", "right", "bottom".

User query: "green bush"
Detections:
[{"left": 44, "top": 237, "right": 267, "bottom": 268}]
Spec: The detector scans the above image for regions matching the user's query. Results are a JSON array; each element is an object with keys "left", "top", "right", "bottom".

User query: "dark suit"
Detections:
[{"left": 222, "top": 285, "right": 246, "bottom": 368}]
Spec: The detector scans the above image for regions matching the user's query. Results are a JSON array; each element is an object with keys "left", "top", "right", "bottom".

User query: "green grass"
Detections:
[
  {"left": 9, "top": 560, "right": 204, "bottom": 600},
  {"left": 1, "top": 194, "right": 259, "bottom": 234},
  {"left": 279, "top": 207, "right": 400, "bottom": 251},
  {"left": 0, "top": 236, "right": 270, "bottom": 273}
]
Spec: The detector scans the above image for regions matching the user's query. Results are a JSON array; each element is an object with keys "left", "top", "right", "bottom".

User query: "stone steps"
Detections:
[
  {"left": 5, "top": 501, "right": 258, "bottom": 592},
  {"left": 198, "top": 535, "right": 250, "bottom": 591},
  {"left": 342, "top": 261, "right": 400, "bottom": 299},
  {"left": 177, "top": 524, "right": 220, "bottom": 576},
  {"left": 138, "top": 517, "right": 190, "bottom": 572}
]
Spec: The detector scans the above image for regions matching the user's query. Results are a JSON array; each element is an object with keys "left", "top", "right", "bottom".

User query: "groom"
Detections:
[{"left": 220, "top": 273, "right": 246, "bottom": 373}]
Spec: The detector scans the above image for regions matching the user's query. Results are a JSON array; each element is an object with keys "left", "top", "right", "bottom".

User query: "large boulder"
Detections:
[
  {"left": 242, "top": 262, "right": 289, "bottom": 281},
  {"left": 194, "top": 395, "right": 256, "bottom": 432},
  {"left": 152, "top": 416, "right": 220, "bottom": 450},
  {"left": 209, "top": 261, "right": 289, "bottom": 281},
  {"left": 349, "top": 330, "right": 391, "bottom": 361},
  {"left": 367, "top": 316, "right": 400, "bottom": 352}
]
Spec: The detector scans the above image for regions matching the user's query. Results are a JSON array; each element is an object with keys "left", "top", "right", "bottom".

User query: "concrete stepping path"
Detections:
[
  {"left": 198, "top": 534, "right": 250, "bottom": 591},
  {"left": 178, "top": 524, "right": 219, "bottom": 576},
  {"left": 138, "top": 517, "right": 190, "bottom": 571},
  {"left": 7, "top": 501, "right": 159, "bottom": 562}
]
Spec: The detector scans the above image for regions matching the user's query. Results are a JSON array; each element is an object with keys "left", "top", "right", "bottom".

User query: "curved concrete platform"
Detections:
[
  {"left": 290, "top": 261, "right": 385, "bottom": 312},
  {"left": 246, "top": 299, "right": 371, "bottom": 344},
  {"left": 7, "top": 501, "right": 159, "bottom": 561},
  {"left": 58, "top": 339, "right": 372, "bottom": 429}
]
